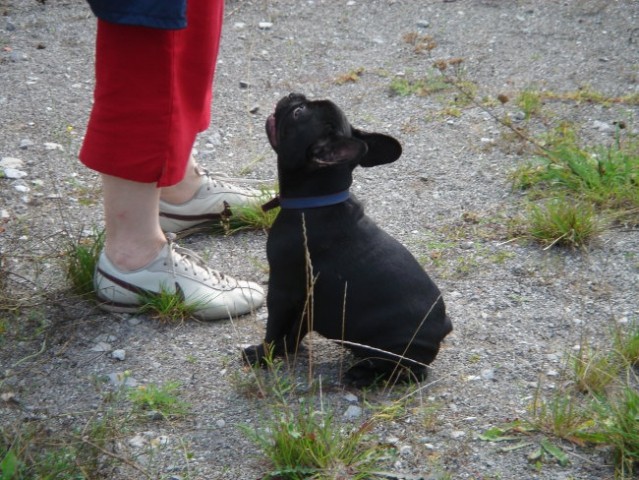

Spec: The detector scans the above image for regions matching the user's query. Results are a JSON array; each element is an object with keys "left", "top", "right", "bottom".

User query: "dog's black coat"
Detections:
[{"left": 243, "top": 93, "right": 452, "bottom": 386}]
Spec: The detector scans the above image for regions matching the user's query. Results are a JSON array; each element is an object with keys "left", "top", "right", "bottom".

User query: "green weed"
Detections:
[
  {"left": 571, "top": 343, "right": 619, "bottom": 395},
  {"left": 529, "top": 387, "right": 595, "bottom": 443},
  {"left": 517, "top": 89, "right": 543, "bottom": 119},
  {"left": 221, "top": 201, "right": 280, "bottom": 234},
  {"left": 513, "top": 125, "right": 639, "bottom": 215},
  {"left": 591, "top": 386, "right": 639, "bottom": 479},
  {"left": 64, "top": 230, "right": 104, "bottom": 297},
  {"left": 242, "top": 399, "right": 391, "bottom": 480},
  {"left": 137, "top": 285, "right": 204, "bottom": 323},
  {"left": 128, "top": 381, "right": 190, "bottom": 420},
  {"left": 613, "top": 319, "right": 639, "bottom": 366},
  {"left": 527, "top": 198, "right": 603, "bottom": 248},
  {"left": 389, "top": 75, "right": 449, "bottom": 97}
]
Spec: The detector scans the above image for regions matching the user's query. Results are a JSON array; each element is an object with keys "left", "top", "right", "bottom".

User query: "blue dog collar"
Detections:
[{"left": 266, "top": 190, "right": 350, "bottom": 210}]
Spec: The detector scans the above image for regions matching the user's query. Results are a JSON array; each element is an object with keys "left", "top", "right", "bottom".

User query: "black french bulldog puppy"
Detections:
[{"left": 243, "top": 93, "right": 452, "bottom": 386}]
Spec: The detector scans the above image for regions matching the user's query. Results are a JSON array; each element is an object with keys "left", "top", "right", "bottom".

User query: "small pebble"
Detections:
[
  {"left": 0, "top": 157, "right": 24, "bottom": 169},
  {"left": 4, "top": 168, "right": 28, "bottom": 179},
  {"left": 92, "top": 341, "right": 111, "bottom": 352},
  {"left": 107, "top": 372, "right": 138, "bottom": 387},
  {"left": 481, "top": 368, "right": 495, "bottom": 381},
  {"left": 128, "top": 434, "right": 146, "bottom": 448},
  {"left": 593, "top": 120, "right": 614, "bottom": 133},
  {"left": 343, "top": 405, "right": 362, "bottom": 419},
  {"left": 43, "top": 142, "right": 64, "bottom": 151},
  {"left": 511, "top": 111, "right": 526, "bottom": 122},
  {"left": 343, "top": 393, "right": 358, "bottom": 403},
  {"left": 111, "top": 349, "right": 126, "bottom": 361},
  {"left": 399, "top": 445, "right": 412, "bottom": 456}
]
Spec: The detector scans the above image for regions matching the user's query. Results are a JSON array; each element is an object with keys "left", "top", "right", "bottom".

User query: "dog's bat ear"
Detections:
[
  {"left": 309, "top": 136, "right": 368, "bottom": 167},
  {"left": 352, "top": 129, "right": 402, "bottom": 167}
]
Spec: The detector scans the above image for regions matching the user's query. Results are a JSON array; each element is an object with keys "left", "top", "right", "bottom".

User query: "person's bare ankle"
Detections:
[
  {"left": 105, "top": 238, "right": 166, "bottom": 272},
  {"left": 160, "top": 165, "right": 202, "bottom": 205}
]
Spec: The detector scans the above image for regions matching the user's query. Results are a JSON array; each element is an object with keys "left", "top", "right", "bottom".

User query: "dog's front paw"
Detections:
[
  {"left": 344, "top": 361, "right": 385, "bottom": 388},
  {"left": 242, "top": 343, "right": 268, "bottom": 366}
]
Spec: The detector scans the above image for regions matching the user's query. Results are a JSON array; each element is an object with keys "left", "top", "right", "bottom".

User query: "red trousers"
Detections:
[{"left": 80, "top": 0, "right": 224, "bottom": 187}]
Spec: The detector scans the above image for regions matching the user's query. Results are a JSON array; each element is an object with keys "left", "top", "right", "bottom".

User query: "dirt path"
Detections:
[{"left": 1, "top": 1, "right": 638, "bottom": 478}]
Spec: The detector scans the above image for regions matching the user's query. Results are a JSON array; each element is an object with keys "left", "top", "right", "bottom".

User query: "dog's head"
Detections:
[{"left": 266, "top": 93, "right": 402, "bottom": 195}]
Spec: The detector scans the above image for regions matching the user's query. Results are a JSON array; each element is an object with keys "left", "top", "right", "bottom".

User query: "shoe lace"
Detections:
[
  {"left": 165, "top": 233, "right": 232, "bottom": 287},
  {"left": 196, "top": 165, "right": 273, "bottom": 193}
]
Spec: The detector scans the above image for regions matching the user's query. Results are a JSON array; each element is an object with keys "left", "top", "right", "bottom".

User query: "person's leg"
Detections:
[
  {"left": 101, "top": 174, "right": 166, "bottom": 271},
  {"left": 82, "top": 1, "right": 265, "bottom": 319},
  {"left": 95, "top": 170, "right": 265, "bottom": 320},
  {"left": 159, "top": 155, "right": 201, "bottom": 205}
]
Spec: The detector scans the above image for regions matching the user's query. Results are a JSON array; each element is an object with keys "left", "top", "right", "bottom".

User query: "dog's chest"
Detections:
[{"left": 267, "top": 205, "right": 370, "bottom": 267}]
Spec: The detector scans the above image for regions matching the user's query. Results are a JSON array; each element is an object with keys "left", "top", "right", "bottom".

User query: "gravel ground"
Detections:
[{"left": 1, "top": 0, "right": 638, "bottom": 479}]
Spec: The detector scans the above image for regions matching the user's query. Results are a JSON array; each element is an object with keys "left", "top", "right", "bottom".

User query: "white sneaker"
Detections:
[
  {"left": 159, "top": 166, "right": 268, "bottom": 233},
  {"left": 94, "top": 235, "right": 264, "bottom": 320}
]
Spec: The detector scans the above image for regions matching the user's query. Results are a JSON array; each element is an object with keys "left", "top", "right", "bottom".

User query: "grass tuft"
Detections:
[
  {"left": 571, "top": 343, "right": 619, "bottom": 395},
  {"left": 517, "top": 89, "right": 543, "bottom": 119},
  {"left": 511, "top": 124, "right": 638, "bottom": 247},
  {"left": 137, "top": 285, "right": 205, "bottom": 323},
  {"left": 527, "top": 198, "right": 604, "bottom": 248},
  {"left": 128, "top": 380, "right": 190, "bottom": 420},
  {"left": 64, "top": 230, "right": 104, "bottom": 297},
  {"left": 592, "top": 386, "right": 639, "bottom": 479},
  {"left": 242, "top": 399, "right": 391, "bottom": 480},
  {"left": 513, "top": 126, "right": 639, "bottom": 215}
]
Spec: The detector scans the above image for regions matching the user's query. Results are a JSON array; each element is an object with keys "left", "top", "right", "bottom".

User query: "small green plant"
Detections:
[
  {"left": 591, "top": 386, "right": 639, "bottom": 479},
  {"left": 1, "top": 424, "right": 86, "bottom": 480},
  {"left": 137, "top": 284, "right": 204, "bottom": 323},
  {"left": 571, "top": 343, "right": 619, "bottom": 395},
  {"left": 128, "top": 381, "right": 190, "bottom": 420},
  {"left": 517, "top": 89, "right": 543, "bottom": 119},
  {"left": 64, "top": 230, "right": 104, "bottom": 297},
  {"left": 527, "top": 198, "right": 603, "bottom": 248},
  {"left": 234, "top": 344, "right": 299, "bottom": 400},
  {"left": 221, "top": 201, "right": 280, "bottom": 234},
  {"left": 389, "top": 75, "right": 449, "bottom": 97},
  {"left": 242, "top": 400, "right": 391, "bottom": 480},
  {"left": 513, "top": 126, "right": 639, "bottom": 213},
  {"left": 613, "top": 319, "right": 639, "bottom": 366},
  {"left": 529, "top": 387, "right": 595, "bottom": 443}
]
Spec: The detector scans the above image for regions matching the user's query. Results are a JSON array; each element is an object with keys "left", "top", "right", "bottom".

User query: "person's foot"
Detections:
[
  {"left": 159, "top": 166, "right": 267, "bottom": 233},
  {"left": 94, "top": 235, "right": 264, "bottom": 320}
]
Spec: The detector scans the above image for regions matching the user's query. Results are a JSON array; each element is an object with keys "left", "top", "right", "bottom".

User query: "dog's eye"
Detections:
[{"left": 293, "top": 105, "right": 306, "bottom": 119}]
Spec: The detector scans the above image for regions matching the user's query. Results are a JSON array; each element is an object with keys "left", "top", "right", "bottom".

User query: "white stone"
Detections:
[
  {"left": 111, "top": 349, "right": 126, "bottom": 361},
  {"left": 0, "top": 157, "right": 23, "bottom": 168},
  {"left": 343, "top": 393, "right": 358, "bottom": 403},
  {"left": 3, "top": 168, "right": 27, "bottom": 179},
  {"left": 43, "top": 142, "right": 64, "bottom": 151},
  {"left": 128, "top": 434, "right": 146, "bottom": 448},
  {"left": 343, "top": 405, "right": 362, "bottom": 419}
]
